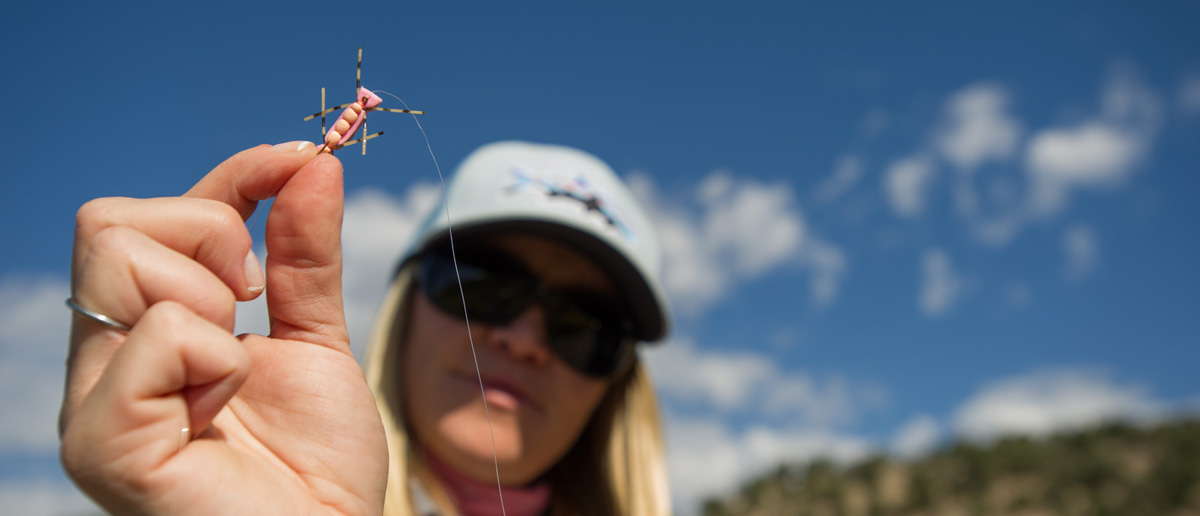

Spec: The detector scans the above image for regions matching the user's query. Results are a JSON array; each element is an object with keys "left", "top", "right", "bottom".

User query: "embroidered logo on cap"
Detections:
[{"left": 505, "top": 166, "right": 635, "bottom": 242}]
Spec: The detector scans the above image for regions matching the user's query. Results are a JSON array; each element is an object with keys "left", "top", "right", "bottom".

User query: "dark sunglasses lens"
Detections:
[
  {"left": 544, "top": 295, "right": 634, "bottom": 378},
  {"left": 420, "top": 253, "right": 536, "bottom": 324}
]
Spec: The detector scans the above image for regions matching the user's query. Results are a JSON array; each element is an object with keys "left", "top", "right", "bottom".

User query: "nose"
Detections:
[{"left": 485, "top": 305, "right": 552, "bottom": 368}]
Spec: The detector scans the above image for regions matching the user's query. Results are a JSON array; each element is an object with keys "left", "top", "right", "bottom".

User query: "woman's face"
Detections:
[{"left": 403, "top": 234, "right": 615, "bottom": 485}]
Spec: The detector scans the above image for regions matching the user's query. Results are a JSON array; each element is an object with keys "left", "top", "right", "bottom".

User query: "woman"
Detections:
[{"left": 59, "top": 140, "right": 672, "bottom": 516}]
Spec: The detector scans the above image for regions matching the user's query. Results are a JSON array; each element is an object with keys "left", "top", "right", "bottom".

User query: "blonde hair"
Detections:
[{"left": 363, "top": 264, "right": 671, "bottom": 516}]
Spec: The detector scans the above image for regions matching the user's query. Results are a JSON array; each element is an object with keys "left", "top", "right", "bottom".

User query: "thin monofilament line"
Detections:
[{"left": 377, "top": 89, "right": 508, "bottom": 516}]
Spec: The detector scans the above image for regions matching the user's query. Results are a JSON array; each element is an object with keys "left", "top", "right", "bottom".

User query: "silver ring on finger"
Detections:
[{"left": 65, "top": 298, "right": 132, "bottom": 332}]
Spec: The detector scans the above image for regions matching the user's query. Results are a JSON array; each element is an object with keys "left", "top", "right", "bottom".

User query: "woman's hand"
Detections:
[{"left": 59, "top": 143, "right": 388, "bottom": 516}]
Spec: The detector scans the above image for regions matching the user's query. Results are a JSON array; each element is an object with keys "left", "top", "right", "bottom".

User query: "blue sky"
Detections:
[{"left": 2, "top": 1, "right": 1198, "bottom": 514}]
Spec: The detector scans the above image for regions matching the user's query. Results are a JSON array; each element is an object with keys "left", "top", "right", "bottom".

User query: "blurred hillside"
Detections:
[{"left": 701, "top": 419, "right": 1200, "bottom": 516}]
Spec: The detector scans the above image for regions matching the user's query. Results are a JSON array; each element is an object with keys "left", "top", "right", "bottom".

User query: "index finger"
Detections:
[{"left": 183, "top": 141, "right": 321, "bottom": 218}]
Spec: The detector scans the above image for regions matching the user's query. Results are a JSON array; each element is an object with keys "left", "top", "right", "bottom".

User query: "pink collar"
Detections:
[{"left": 426, "top": 453, "right": 552, "bottom": 516}]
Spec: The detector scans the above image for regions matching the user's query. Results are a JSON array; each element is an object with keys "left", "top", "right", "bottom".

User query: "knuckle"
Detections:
[
  {"left": 194, "top": 200, "right": 244, "bottom": 239},
  {"left": 75, "top": 197, "right": 121, "bottom": 234},
  {"left": 142, "top": 300, "right": 194, "bottom": 328},
  {"left": 190, "top": 203, "right": 253, "bottom": 279},
  {"left": 88, "top": 226, "right": 140, "bottom": 259}
]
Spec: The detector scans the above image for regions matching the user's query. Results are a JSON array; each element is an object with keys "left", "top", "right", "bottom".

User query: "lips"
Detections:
[{"left": 454, "top": 371, "right": 539, "bottom": 413}]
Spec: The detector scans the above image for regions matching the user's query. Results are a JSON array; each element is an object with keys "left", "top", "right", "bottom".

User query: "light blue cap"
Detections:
[{"left": 400, "top": 141, "right": 669, "bottom": 342}]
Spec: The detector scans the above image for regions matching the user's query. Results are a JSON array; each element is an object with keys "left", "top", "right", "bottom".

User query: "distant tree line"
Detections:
[{"left": 701, "top": 418, "right": 1200, "bottom": 516}]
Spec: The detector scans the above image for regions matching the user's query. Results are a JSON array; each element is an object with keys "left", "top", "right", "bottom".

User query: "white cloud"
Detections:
[
  {"left": 0, "top": 276, "right": 71, "bottom": 361},
  {"left": 643, "top": 335, "right": 882, "bottom": 514},
  {"left": 812, "top": 156, "right": 862, "bottom": 205},
  {"left": 663, "top": 414, "right": 871, "bottom": 515},
  {"left": 953, "top": 368, "right": 1161, "bottom": 442},
  {"left": 935, "top": 83, "right": 1021, "bottom": 172},
  {"left": 800, "top": 236, "right": 847, "bottom": 308},
  {"left": 341, "top": 186, "right": 441, "bottom": 358},
  {"left": 762, "top": 374, "right": 860, "bottom": 424},
  {"left": 891, "top": 414, "right": 941, "bottom": 460},
  {"left": 1026, "top": 123, "right": 1142, "bottom": 211},
  {"left": 629, "top": 172, "right": 840, "bottom": 314},
  {"left": 966, "top": 212, "right": 1025, "bottom": 247},
  {"left": 871, "top": 65, "right": 1162, "bottom": 250},
  {"left": 1062, "top": 224, "right": 1099, "bottom": 282},
  {"left": 0, "top": 478, "right": 99, "bottom": 516},
  {"left": 698, "top": 172, "right": 805, "bottom": 277},
  {"left": 918, "top": 248, "right": 963, "bottom": 317},
  {"left": 644, "top": 338, "right": 773, "bottom": 410},
  {"left": 643, "top": 338, "right": 878, "bottom": 427},
  {"left": 1026, "top": 63, "right": 1161, "bottom": 216},
  {"left": 0, "top": 276, "right": 102, "bottom": 514},
  {"left": 0, "top": 276, "right": 71, "bottom": 453},
  {"left": 626, "top": 174, "right": 726, "bottom": 313},
  {"left": 1180, "top": 73, "right": 1200, "bottom": 116},
  {"left": 883, "top": 154, "right": 936, "bottom": 218}
]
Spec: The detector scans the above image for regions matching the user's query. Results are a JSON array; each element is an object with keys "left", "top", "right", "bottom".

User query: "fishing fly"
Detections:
[{"left": 303, "top": 47, "right": 426, "bottom": 154}]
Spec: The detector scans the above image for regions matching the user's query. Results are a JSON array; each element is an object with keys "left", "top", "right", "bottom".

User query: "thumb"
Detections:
[{"left": 261, "top": 154, "right": 349, "bottom": 348}]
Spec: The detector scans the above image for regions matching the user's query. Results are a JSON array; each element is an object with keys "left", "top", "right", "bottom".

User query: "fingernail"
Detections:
[
  {"left": 244, "top": 250, "right": 265, "bottom": 293},
  {"left": 271, "top": 141, "right": 315, "bottom": 153}
]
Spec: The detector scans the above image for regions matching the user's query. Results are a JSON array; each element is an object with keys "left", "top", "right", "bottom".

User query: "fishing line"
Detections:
[{"left": 377, "top": 89, "right": 510, "bottom": 516}]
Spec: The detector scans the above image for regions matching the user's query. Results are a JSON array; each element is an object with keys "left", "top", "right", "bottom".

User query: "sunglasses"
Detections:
[{"left": 416, "top": 246, "right": 637, "bottom": 379}]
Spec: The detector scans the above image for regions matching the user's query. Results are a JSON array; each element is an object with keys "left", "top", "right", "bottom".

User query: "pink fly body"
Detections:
[
  {"left": 335, "top": 87, "right": 384, "bottom": 146},
  {"left": 304, "top": 48, "right": 424, "bottom": 154}
]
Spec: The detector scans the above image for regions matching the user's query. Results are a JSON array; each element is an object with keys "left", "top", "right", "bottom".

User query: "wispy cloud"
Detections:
[
  {"left": 0, "top": 276, "right": 71, "bottom": 453},
  {"left": 870, "top": 64, "right": 1161, "bottom": 246},
  {"left": 883, "top": 153, "right": 936, "bottom": 218},
  {"left": 1179, "top": 73, "right": 1200, "bottom": 116},
  {"left": 891, "top": 414, "right": 941, "bottom": 460},
  {"left": 0, "top": 478, "right": 97, "bottom": 516},
  {"left": 934, "top": 83, "right": 1022, "bottom": 173},
  {"left": 0, "top": 276, "right": 103, "bottom": 514},
  {"left": 643, "top": 337, "right": 880, "bottom": 426},
  {"left": 812, "top": 156, "right": 863, "bottom": 205},
  {"left": 1062, "top": 224, "right": 1099, "bottom": 282},
  {"left": 801, "top": 236, "right": 847, "bottom": 308},
  {"left": 918, "top": 248, "right": 964, "bottom": 317},
  {"left": 1026, "top": 62, "right": 1162, "bottom": 216},
  {"left": 629, "top": 172, "right": 843, "bottom": 314},
  {"left": 662, "top": 414, "right": 872, "bottom": 514},
  {"left": 698, "top": 172, "right": 805, "bottom": 277},
  {"left": 341, "top": 186, "right": 441, "bottom": 356},
  {"left": 952, "top": 368, "right": 1161, "bottom": 442}
]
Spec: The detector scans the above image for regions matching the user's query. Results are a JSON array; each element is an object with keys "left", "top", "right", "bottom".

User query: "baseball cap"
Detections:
[{"left": 398, "top": 141, "right": 669, "bottom": 343}]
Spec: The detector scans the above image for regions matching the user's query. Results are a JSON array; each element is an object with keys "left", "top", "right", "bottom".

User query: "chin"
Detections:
[{"left": 438, "top": 409, "right": 530, "bottom": 472}]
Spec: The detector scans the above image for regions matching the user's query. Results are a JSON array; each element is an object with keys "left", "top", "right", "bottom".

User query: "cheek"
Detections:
[
  {"left": 537, "top": 370, "right": 610, "bottom": 448},
  {"left": 402, "top": 298, "right": 471, "bottom": 444}
]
